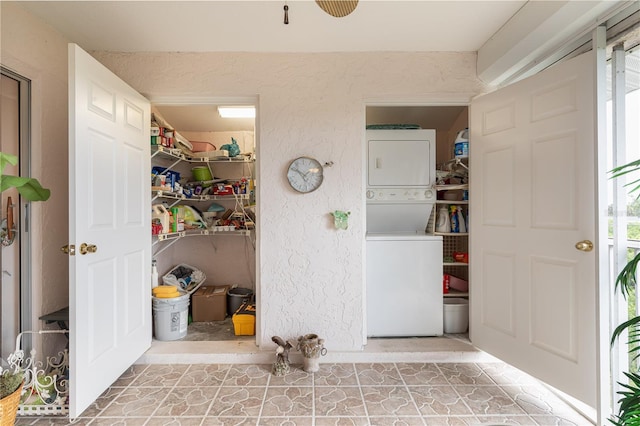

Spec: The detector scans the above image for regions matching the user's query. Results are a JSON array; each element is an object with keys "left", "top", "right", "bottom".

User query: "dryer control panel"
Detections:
[{"left": 366, "top": 187, "right": 435, "bottom": 203}]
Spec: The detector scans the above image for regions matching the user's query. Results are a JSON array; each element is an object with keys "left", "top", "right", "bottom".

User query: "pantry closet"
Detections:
[{"left": 150, "top": 103, "right": 257, "bottom": 342}]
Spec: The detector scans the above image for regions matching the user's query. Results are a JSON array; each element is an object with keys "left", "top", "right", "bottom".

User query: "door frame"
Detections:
[
  {"left": 362, "top": 96, "right": 474, "bottom": 346},
  {"left": 0, "top": 66, "right": 34, "bottom": 357}
]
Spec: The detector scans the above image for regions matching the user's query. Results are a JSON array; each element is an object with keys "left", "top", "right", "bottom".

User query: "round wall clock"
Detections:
[{"left": 287, "top": 156, "right": 324, "bottom": 193}]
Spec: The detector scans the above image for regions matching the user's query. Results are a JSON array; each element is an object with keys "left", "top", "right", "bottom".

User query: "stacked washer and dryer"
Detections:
[{"left": 365, "top": 129, "right": 443, "bottom": 337}]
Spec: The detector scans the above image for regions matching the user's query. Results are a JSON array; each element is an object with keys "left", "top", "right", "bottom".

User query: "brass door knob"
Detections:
[
  {"left": 575, "top": 240, "right": 593, "bottom": 252},
  {"left": 80, "top": 243, "right": 97, "bottom": 255},
  {"left": 61, "top": 244, "right": 75, "bottom": 256}
]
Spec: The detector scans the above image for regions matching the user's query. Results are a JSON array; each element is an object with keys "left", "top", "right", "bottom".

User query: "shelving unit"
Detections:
[
  {"left": 432, "top": 163, "right": 469, "bottom": 298},
  {"left": 151, "top": 142, "right": 256, "bottom": 256}
]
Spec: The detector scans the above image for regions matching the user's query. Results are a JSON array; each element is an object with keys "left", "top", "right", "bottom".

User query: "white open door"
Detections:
[
  {"left": 68, "top": 44, "right": 151, "bottom": 418},
  {"left": 470, "top": 51, "right": 600, "bottom": 407}
]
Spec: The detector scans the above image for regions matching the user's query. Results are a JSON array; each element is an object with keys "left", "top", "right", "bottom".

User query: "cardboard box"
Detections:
[
  {"left": 192, "top": 285, "right": 229, "bottom": 322},
  {"left": 232, "top": 303, "right": 256, "bottom": 335}
]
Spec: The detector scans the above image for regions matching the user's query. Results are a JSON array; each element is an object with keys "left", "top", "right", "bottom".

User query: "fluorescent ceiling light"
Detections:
[{"left": 218, "top": 106, "right": 255, "bottom": 118}]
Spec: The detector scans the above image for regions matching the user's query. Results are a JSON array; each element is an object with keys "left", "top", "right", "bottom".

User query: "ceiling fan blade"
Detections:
[{"left": 315, "top": 0, "right": 358, "bottom": 18}]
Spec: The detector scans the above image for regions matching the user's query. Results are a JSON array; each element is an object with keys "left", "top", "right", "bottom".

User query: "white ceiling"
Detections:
[
  {"left": 16, "top": 0, "right": 632, "bottom": 132},
  {"left": 17, "top": 0, "right": 526, "bottom": 132},
  {"left": 17, "top": 0, "right": 526, "bottom": 53}
]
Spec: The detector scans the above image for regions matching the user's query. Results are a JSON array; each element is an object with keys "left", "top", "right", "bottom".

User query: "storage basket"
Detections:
[
  {"left": 0, "top": 381, "right": 23, "bottom": 426},
  {"left": 162, "top": 263, "right": 206, "bottom": 294}
]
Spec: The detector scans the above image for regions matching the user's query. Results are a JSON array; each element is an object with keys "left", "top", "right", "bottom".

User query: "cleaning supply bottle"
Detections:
[
  {"left": 454, "top": 128, "right": 469, "bottom": 158},
  {"left": 170, "top": 207, "right": 179, "bottom": 232},
  {"left": 436, "top": 205, "right": 451, "bottom": 233},
  {"left": 450, "top": 205, "right": 459, "bottom": 233},
  {"left": 152, "top": 204, "right": 170, "bottom": 234},
  {"left": 151, "top": 259, "right": 159, "bottom": 289},
  {"left": 457, "top": 206, "right": 467, "bottom": 233}
]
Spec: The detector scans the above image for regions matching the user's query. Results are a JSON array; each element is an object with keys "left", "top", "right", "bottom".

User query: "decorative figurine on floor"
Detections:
[
  {"left": 330, "top": 210, "right": 350, "bottom": 230},
  {"left": 297, "top": 333, "right": 327, "bottom": 373},
  {"left": 271, "top": 336, "right": 293, "bottom": 376}
]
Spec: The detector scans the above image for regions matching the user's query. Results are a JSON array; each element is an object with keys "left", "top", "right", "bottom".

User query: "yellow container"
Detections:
[{"left": 232, "top": 303, "right": 255, "bottom": 336}]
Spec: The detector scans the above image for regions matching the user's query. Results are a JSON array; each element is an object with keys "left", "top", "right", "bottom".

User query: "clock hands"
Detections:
[{"left": 291, "top": 166, "right": 310, "bottom": 181}]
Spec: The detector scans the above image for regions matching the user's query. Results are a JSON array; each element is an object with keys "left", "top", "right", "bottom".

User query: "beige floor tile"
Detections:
[
  {"left": 201, "top": 417, "right": 258, "bottom": 425},
  {"left": 314, "top": 417, "right": 370, "bottom": 426},
  {"left": 474, "top": 414, "right": 539, "bottom": 425},
  {"left": 314, "top": 364, "right": 359, "bottom": 387},
  {"left": 178, "top": 364, "right": 231, "bottom": 386},
  {"left": 366, "top": 416, "right": 425, "bottom": 426},
  {"left": 145, "top": 417, "right": 204, "bottom": 426},
  {"left": 422, "top": 416, "right": 479, "bottom": 425},
  {"left": 89, "top": 418, "right": 148, "bottom": 425},
  {"left": 223, "top": 365, "right": 271, "bottom": 387},
  {"left": 77, "top": 386, "right": 123, "bottom": 417},
  {"left": 267, "top": 367, "right": 312, "bottom": 387},
  {"left": 396, "top": 363, "right": 449, "bottom": 386},
  {"left": 356, "top": 363, "right": 404, "bottom": 386},
  {"left": 130, "top": 364, "right": 190, "bottom": 387},
  {"left": 437, "top": 364, "right": 494, "bottom": 386},
  {"left": 361, "top": 386, "right": 421, "bottom": 417},
  {"left": 408, "top": 385, "right": 471, "bottom": 416},
  {"left": 257, "top": 417, "right": 313, "bottom": 425},
  {"left": 454, "top": 385, "right": 526, "bottom": 416},
  {"left": 152, "top": 386, "right": 218, "bottom": 417},
  {"left": 315, "top": 386, "right": 367, "bottom": 417},
  {"left": 98, "top": 387, "right": 169, "bottom": 417},
  {"left": 260, "top": 387, "right": 313, "bottom": 417},
  {"left": 207, "top": 387, "right": 265, "bottom": 417}
]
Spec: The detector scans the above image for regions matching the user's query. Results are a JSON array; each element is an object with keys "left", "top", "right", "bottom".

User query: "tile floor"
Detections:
[{"left": 15, "top": 361, "right": 592, "bottom": 426}]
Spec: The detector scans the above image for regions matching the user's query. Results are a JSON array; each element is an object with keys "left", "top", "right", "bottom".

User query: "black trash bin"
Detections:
[{"left": 227, "top": 287, "right": 254, "bottom": 316}]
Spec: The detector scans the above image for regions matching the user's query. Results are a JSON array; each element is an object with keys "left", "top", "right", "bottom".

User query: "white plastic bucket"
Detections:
[
  {"left": 152, "top": 294, "right": 189, "bottom": 341},
  {"left": 443, "top": 298, "right": 469, "bottom": 333}
]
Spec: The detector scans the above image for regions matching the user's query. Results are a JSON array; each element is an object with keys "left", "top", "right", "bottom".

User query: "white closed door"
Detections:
[
  {"left": 470, "top": 51, "right": 600, "bottom": 407},
  {"left": 68, "top": 43, "right": 151, "bottom": 418}
]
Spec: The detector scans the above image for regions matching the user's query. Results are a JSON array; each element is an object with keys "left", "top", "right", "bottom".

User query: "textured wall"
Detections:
[
  {"left": 0, "top": 3, "right": 70, "bottom": 325},
  {"left": 0, "top": 3, "right": 71, "bottom": 360},
  {"left": 91, "top": 51, "right": 485, "bottom": 350}
]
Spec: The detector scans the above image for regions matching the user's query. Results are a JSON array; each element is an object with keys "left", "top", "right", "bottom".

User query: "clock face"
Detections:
[{"left": 287, "top": 157, "right": 324, "bottom": 193}]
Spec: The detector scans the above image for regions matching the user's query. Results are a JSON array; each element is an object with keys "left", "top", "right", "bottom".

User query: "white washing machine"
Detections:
[
  {"left": 365, "top": 129, "right": 443, "bottom": 337},
  {"left": 366, "top": 232, "right": 443, "bottom": 337}
]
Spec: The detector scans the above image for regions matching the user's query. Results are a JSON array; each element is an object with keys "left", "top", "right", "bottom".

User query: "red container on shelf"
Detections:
[
  {"left": 453, "top": 252, "right": 469, "bottom": 263},
  {"left": 448, "top": 274, "right": 469, "bottom": 292}
]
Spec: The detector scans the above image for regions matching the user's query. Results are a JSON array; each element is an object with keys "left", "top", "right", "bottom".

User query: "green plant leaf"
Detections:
[
  {"left": 0, "top": 152, "right": 18, "bottom": 175},
  {"left": 613, "top": 316, "right": 640, "bottom": 346},
  {"left": 611, "top": 372, "right": 640, "bottom": 425},
  {"left": 614, "top": 251, "right": 640, "bottom": 301},
  {"left": 0, "top": 369, "right": 23, "bottom": 399},
  {"left": 610, "top": 159, "right": 640, "bottom": 198},
  {"left": 611, "top": 159, "right": 640, "bottom": 179},
  {"left": 0, "top": 152, "right": 50, "bottom": 202},
  {"left": 0, "top": 175, "right": 51, "bottom": 201},
  {"left": 609, "top": 157, "right": 640, "bottom": 424}
]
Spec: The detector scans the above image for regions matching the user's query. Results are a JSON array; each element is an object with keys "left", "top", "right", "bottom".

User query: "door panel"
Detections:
[
  {"left": 68, "top": 44, "right": 151, "bottom": 418},
  {"left": 470, "top": 51, "right": 597, "bottom": 407}
]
